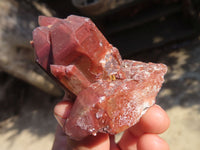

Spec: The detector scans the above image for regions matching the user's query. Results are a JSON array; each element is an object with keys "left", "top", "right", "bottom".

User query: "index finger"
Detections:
[{"left": 128, "top": 104, "right": 170, "bottom": 137}]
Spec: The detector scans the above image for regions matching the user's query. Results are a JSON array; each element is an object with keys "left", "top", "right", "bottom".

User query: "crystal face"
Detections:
[{"left": 32, "top": 15, "right": 167, "bottom": 140}]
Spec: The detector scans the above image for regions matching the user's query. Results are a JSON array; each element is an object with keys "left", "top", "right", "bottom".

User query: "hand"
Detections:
[{"left": 52, "top": 100, "right": 170, "bottom": 150}]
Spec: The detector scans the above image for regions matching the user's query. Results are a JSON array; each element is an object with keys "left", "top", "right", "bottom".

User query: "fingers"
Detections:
[
  {"left": 137, "top": 134, "right": 169, "bottom": 150},
  {"left": 117, "top": 132, "right": 169, "bottom": 150},
  {"left": 52, "top": 125, "right": 69, "bottom": 150},
  {"left": 110, "top": 135, "right": 121, "bottom": 150},
  {"left": 118, "top": 104, "right": 170, "bottom": 150},
  {"left": 118, "top": 130, "right": 138, "bottom": 150},
  {"left": 68, "top": 133, "right": 110, "bottom": 150},
  {"left": 53, "top": 102, "right": 170, "bottom": 150},
  {"left": 128, "top": 104, "right": 170, "bottom": 137}
]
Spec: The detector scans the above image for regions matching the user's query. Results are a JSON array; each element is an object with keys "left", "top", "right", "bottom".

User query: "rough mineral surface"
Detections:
[{"left": 32, "top": 15, "right": 167, "bottom": 140}]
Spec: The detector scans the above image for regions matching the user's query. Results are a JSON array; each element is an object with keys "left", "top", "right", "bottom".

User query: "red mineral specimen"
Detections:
[{"left": 32, "top": 15, "right": 167, "bottom": 140}]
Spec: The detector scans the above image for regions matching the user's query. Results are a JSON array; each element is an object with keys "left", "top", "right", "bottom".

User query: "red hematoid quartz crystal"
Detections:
[{"left": 32, "top": 15, "right": 167, "bottom": 140}]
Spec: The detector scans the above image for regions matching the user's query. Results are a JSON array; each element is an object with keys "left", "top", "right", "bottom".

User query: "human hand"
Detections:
[{"left": 52, "top": 100, "right": 170, "bottom": 150}]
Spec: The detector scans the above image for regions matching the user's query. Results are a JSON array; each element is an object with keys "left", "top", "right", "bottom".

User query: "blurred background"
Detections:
[{"left": 0, "top": 0, "right": 200, "bottom": 149}]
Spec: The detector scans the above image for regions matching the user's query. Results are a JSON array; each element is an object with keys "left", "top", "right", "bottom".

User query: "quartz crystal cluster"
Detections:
[{"left": 32, "top": 15, "right": 167, "bottom": 140}]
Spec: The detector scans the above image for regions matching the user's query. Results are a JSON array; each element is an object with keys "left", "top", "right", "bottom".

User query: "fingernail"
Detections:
[
  {"left": 54, "top": 101, "right": 72, "bottom": 118},
  {"left": 54, "top": 114, "right": 66, "bottom": 128},
  {"left": 54, "top": 101, "right": 72, "bottom": 128}
]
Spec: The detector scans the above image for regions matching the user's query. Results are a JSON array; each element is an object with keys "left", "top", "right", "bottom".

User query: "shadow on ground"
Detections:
[{"left": 0, "top": 74, "right": 62, "bottom": 148}]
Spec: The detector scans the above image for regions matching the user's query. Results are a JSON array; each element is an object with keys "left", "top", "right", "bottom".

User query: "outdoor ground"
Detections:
[{"left": 0, "top": 38, "right": 200, "bottom": 150}]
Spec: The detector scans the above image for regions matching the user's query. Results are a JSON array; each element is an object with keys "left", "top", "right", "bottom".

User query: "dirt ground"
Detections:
[
  {"left": 157, "top": 41, "right": 200, "bottom": 150},
  {"left": 0, "top": 39, "right": 200, "bottom": 150}
]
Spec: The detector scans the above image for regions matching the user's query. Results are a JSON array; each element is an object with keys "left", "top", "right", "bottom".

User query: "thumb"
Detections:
[{"left": 54, "top": 100, "right": 73, "bottom": 128}]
